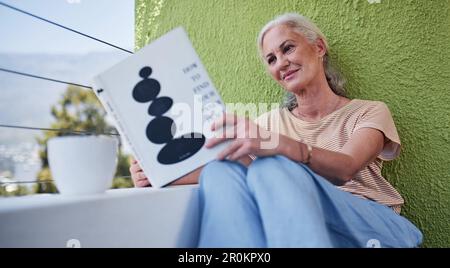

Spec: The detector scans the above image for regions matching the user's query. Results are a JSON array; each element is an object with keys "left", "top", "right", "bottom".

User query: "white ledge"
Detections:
[{"left": 0, "top": 185, "right": 200, "bottom": 248}]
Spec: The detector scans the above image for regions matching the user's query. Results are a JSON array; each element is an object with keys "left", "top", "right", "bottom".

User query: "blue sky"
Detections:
[{"left": 0, "top": 0, "right": 134, "bottom": 54}]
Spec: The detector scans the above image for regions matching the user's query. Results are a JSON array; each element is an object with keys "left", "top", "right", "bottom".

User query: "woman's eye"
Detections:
[
  {"left": 267, "top": 56, "right": 276, "bottom": 65},
  {"left": 283, "top": 45, "right": 294, "bottom": 53}
]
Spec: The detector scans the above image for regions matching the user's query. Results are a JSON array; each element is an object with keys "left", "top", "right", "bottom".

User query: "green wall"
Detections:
[{"left": 136, "top": 0, "right": 450, "bottom": 247}]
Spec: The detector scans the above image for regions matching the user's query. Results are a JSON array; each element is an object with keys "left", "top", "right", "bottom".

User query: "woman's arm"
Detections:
[
  {"left": 207, "top": 113, "right": 386, "bottom": 186},
  {"left": 280, "top": 128, "right": 385, "bottom": 185}
]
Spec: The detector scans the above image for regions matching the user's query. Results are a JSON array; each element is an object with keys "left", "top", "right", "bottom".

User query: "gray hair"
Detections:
[{"left": 257, "top": 13, "right": 346, "bottom": 110}]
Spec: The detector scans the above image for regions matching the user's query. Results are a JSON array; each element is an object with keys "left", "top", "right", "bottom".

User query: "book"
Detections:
[{"left": 92, "top": 27, "right": 228, "bottom": 188}]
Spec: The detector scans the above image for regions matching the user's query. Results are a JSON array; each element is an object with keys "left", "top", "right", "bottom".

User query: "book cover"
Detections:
[{"left": 92, "top": 27, "right": 228, "bottom": 188}]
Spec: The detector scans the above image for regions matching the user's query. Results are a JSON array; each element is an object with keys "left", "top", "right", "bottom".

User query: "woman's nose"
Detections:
[{"left": 277, "top": 55, "right": 290, "bottom": 70}]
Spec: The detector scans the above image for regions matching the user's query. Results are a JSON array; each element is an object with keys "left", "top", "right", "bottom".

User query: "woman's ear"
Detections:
[{"left": 315, "top": 38, "right": 327, "bottom": 58}]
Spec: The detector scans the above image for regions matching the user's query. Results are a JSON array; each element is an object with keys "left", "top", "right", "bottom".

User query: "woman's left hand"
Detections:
[{"left": 206, "top": 113, "right": 281, "bottom": 161}]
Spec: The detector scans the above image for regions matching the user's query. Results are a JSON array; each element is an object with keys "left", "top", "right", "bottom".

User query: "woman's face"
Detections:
[{"left": 262, "top": 25, "right": 325, "bottom": 93}]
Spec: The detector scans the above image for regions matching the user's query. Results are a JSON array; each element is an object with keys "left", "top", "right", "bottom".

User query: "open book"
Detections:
[{"left": 92, "top": 27, "right": 228, "bottom": 188}]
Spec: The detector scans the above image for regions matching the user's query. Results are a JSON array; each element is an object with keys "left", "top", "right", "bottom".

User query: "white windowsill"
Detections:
[{"left": 0, "top": 185, "right": 200, "bottom": 248}]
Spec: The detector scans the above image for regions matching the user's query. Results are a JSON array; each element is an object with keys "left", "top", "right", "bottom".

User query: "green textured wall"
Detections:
[{"left": 136, "top": 0, "right": 450, "bottom": 247}]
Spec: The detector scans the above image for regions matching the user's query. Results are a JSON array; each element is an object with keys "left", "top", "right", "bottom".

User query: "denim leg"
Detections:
[
  {"left": 247, "top": 156, "right": 333, "bottom": 247},
  {"left": 197, "top": 160, "right": 266, "bottom": 248},
  {"left": 246, "top": 155, "right": 423, "bottom": 248}
]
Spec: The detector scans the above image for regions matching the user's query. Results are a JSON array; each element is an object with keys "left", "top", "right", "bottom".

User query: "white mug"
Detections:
[{"left": 47, "top": 135, "right": 118, "bottom": 195}]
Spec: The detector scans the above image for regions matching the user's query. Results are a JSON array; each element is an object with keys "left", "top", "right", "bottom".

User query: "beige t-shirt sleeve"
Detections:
[{"left": 353, "top": 101, "right": 401, "bottom": 161}]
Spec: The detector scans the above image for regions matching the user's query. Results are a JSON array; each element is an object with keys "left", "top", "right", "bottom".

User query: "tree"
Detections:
[{"left": 35, "top": 85, "right": 133, "bottom": 193}]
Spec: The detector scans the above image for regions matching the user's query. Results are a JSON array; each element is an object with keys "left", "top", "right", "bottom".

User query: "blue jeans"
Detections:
[{"left": 197, "top": 155, "right": 423, "bottom": 248}]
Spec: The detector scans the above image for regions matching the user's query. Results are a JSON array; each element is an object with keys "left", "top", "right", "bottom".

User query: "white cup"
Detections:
[{"left": 47, "top": 135, "right": 118, "bottom": 195}]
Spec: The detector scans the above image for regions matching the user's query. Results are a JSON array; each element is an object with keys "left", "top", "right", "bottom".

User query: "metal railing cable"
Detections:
[
  {"left": 0, "top": 176, "right": 132, "bottom": 186},
  {"left": 0, "top": 1, "right": 134, "bottom": 54},
  {"left": 0, "top": 67, "right": 92, "bottom": 89},
  {"left": 0, "top": 124, "right": 120, "bottom": 136}
]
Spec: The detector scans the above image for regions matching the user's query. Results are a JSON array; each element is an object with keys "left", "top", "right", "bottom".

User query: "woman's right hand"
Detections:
[{"left": 129, "top": 158, "right": 151, "bottom": 187}]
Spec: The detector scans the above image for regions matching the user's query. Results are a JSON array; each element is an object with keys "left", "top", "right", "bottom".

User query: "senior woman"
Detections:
[{"left": 130, "top": 13, "right": 422, "bottom": 248}]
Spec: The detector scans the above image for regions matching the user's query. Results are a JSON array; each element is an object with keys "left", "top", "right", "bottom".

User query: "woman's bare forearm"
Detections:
[
  {"left": 278, "top": 128, "right": 385, "bottom": 186},
  {"left": 280, "top": 137, "right": 355, "bottom": 185}
]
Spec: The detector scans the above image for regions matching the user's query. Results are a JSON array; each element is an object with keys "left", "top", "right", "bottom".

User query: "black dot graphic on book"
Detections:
[
  {"left": 146, "top": 116, "right": 176, "bottom": 144},
  {"left": 133, "top": 65, "right": 206, "bottom": 166},
  {"left": 139, "top": 66, "right": 152, "bottom": 78},
  {"left": 148, "top": 97, "right": 173, "bottom": 116},
  {"left": 158, "top": 134, "right": 206, "bottom": 165},
  {"left": 132, "top": 67, "right": 160, "bottom": 103}
]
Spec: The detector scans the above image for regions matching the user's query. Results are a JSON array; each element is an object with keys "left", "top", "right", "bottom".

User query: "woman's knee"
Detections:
[
  {"left": 247, "top": 155, "right": 316, "bottom": 190},
  {"left": 199, "top": 160, "right": 246, "bottom": 193}
]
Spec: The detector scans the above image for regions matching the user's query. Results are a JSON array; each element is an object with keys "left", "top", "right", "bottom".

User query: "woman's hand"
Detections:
[
  {"left": 206, "top": 113, "right": 281, "bottom": 161},
  {"left": 129, "top": 158, "right": 151, "bottom": 187}
]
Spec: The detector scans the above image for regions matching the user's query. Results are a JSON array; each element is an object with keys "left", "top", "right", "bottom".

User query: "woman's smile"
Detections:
[{"left": 282, "top": 68, "right": 301, "bottom": 81}]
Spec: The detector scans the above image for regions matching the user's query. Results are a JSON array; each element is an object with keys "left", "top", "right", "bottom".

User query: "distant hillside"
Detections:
[{"left": 0, "top": 51, "right": 128, "bottom": 144}]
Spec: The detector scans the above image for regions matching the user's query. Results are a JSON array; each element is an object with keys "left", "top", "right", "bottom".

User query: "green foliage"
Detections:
[
  {"left": 112, "top": 149, "right": 134, "bottom": 189},
  {"left": 35, "top": 86, "right": 132, "bottom": 194},
  {"left": 0, "top": 183, "right": 30, "bottom": 197},
  {"left": 0, "top": 168, "right": 32, "bottom": 196}
]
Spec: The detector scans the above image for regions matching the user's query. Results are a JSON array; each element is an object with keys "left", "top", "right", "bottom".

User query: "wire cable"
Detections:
[
  {"left": 0, "top": 67, "right": 92, "bottom": 89},
  {"left": 0, "top": 1, "right": 134, "bottom": 54},
  {"left": 0, "top": 124, "right": 120, "bottom": 136},
  {"left": 0, "top": 176, "right": 132, "bottom": 185}
]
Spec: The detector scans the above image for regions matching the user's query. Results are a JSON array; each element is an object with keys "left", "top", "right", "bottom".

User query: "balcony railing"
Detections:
[{"left": 0, "top": 2, "right": 201, "bottom": 248}]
